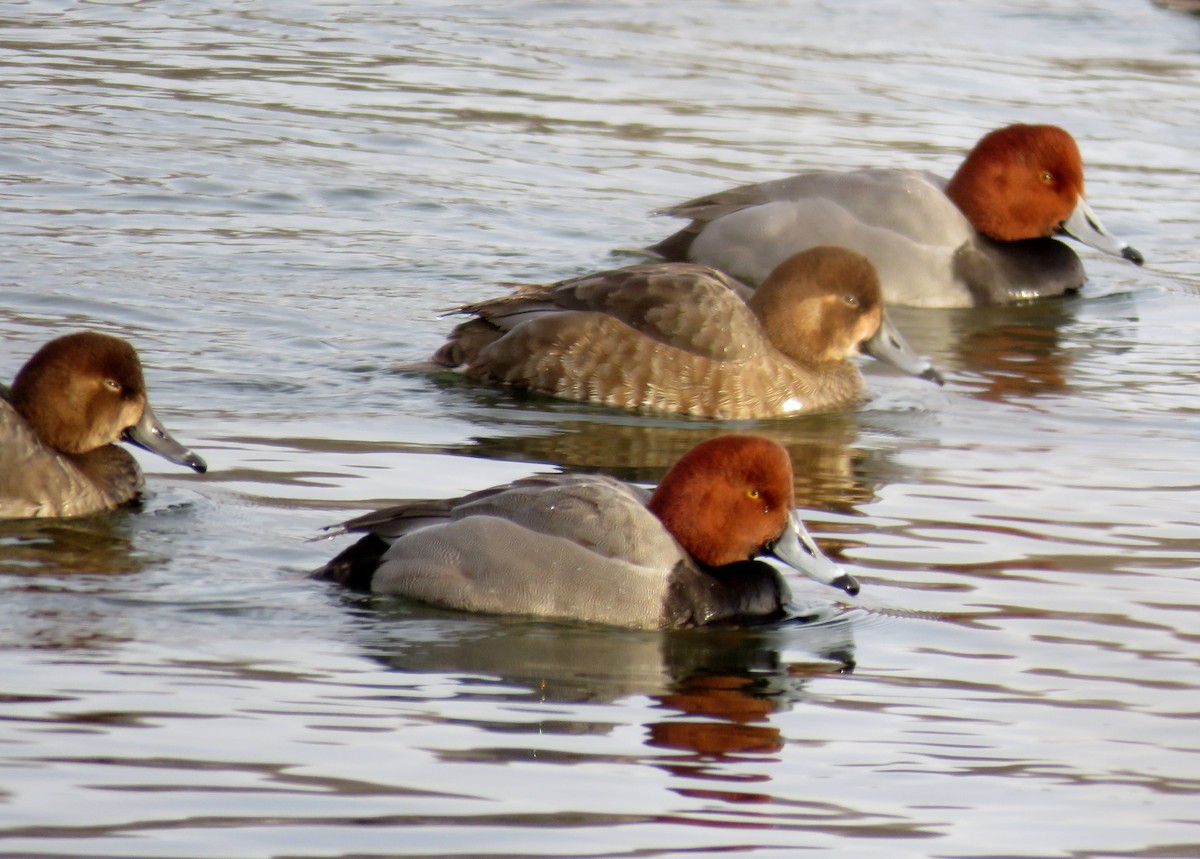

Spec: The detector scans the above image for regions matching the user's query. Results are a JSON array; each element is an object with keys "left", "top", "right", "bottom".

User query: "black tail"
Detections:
[
  {"left": 312, "top": 533, "right": 390, "bottom": 591},
  {"left": 644, "top": 224, "right": 697, "bottom": 262}
]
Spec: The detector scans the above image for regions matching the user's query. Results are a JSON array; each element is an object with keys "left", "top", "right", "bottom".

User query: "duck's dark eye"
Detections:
[
  {"left": 104, "top": 379, "right": 122, "bottom": 393},
  {"left": 1039, "top": 170, "right": 1054, "bottom": 185},
  {"left": 842, "top": 295, "right": 859, "bottom": 307}
]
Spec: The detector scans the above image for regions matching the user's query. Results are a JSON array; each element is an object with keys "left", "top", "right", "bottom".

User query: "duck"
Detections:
[
  {"left": 648, "top": 124, "right": 1144, "bottom": 308},
  {"left": 430, "top": 246, "right": 940, "bottom": 420},
  {"left": 0, "top": 331, "right": 207, "bottom": 519},
  {"left": 314, "top": 434, "right": 860, "bottom": 629}
]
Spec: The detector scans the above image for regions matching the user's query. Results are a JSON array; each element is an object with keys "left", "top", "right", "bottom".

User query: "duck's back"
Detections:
[
  {"left": 435, "top": 265, "right": 862, "bottom": 418},
  {"left": 665, "top": 170, "right": 965, "bottom": 244},
  {"left": 0, "top": 399, "right": 141, "bottom": 518},
  {"left": 322, "top": 473, "right": 788, "bottom": 629},
  {"left": 362, "top": 475, "right": 680, "bottom": 627},
  {"left": 654, "top": 168, "right": 1084, "bottom": 308}
]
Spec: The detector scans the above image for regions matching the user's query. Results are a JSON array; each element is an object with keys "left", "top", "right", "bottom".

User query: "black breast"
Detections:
[
  {"left": 661, "top": 560, "right": 788, "bottom": 628},
  {"left": 956, "top": 235, "right": 1084, "bottom": 304}
]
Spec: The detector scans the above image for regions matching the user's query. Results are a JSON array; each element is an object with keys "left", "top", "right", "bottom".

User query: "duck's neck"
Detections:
[
  {"left": 67, "top": 446, "right": 144, "bottom": 511},
  {"left": 943, "top": 170, "right": 990, "bottom": 237}
]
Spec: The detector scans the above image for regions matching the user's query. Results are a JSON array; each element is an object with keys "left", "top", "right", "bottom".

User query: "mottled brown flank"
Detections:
[
  {"left": 945, "top": 124, "right": 1083, "bottom": 242},
  {"left": 433, "top": 250, "right": 877, "bottom": 419}
]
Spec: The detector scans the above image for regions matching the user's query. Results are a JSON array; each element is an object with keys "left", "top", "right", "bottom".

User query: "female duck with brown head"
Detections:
[
  {"left": 315, "top": 434, "right": 860, "bottom": 629},
  {"left": 649, "top": 124, "right": 1144, "bottom": 308},
  {"left": 1, "top": 331, "right": 207, "bottom": 518},
  {"left": 432, "top": 246, "right": 940, "bottom": 420}
]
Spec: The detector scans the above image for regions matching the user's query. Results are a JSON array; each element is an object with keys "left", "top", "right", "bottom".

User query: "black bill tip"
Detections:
[
  {"left": 1122, "top": 245, "right": 1145, "bottom": 266},
  {"left": 919, "top": 366, "right": 945, "bottom": 387},
  {"left": 832, "top": 572, "right": 861, "bottom": 597}
]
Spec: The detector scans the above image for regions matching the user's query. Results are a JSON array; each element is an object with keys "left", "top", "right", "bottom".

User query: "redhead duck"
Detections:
[
  {"left": 315, "top": 434, "right": 860, "bottom": 628},
  {"left": 649, "top": 124, "right": 1144, "bottom": 308},
  {"left": 431, "top": 246, "right": 940, "bottom": 420},
  {"left": 0, "top": 332, "right": 207, "bottom": 519}
]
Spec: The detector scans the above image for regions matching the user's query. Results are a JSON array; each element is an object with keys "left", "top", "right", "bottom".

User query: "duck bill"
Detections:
[
  {"left": 123, "top": 403, "right": 208, "bottom": 473},
  {"left": 862, "top": 315, "right": 944, "bottom": 385},
  {"left": 765, "top": 511, "right": 860, "bottom": 596},
  {"left": 1059, "top": 197, "right": 1144, "bottom": 266}
]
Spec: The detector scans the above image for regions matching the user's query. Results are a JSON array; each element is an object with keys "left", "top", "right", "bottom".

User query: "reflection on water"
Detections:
[
  {"left": 0, "top": 514, "right": 145, "bottom": 577},
  {"left": 457, "top": 408, "right": 877, "bottom": 512},
  {"left": 891, "top": 292, "right": 1140, "bottom": 404},
  {"left": 350, "top": 603, "right": 858, "bottom": 812},
  {"left": 354, "top": 604, "right": 856, "bottom": 704}
]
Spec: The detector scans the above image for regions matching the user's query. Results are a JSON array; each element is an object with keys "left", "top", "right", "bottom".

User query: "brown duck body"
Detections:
[
  {"left": 0, "top": 332, "right": 206, "bottom": 519},
  {"left": 0, "top": 399, "right": 144, "bottom": 518},
  {"left": 434, "top": 247, "right": 927, "bottom": 420}
]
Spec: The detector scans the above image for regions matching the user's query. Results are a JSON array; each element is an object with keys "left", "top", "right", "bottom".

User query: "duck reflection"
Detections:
[
  {"left": 652, "top": 672, "right": 784, "bottom": 757},
  {"left": 650, "top": 624, "right": 854, "bottom": 769},
  {"left": 0, "top": 514, "right": 162, "bottom": 648},
  {"left": 0, "top": 512, "right": 150, "bottom": 577},
  {"left": 888, "top": 292, "right": 1137, "bottom": 403},
  {"left": 427, "top": 405, "right": 877, "bottom": 515},
  {"left": 346, "top": 599, "right": 856, "bottom": 762}
]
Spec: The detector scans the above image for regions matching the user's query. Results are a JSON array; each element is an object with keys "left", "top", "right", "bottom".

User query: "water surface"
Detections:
[{"left": 1, "top": 1, "right": 1199, "bottom": 857}]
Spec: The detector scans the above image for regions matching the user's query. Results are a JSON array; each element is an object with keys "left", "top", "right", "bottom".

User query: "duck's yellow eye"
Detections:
[
  {"left": 104, "top": 379, "right": 121, "bottom": 393},
  {"left": 1039, "top": 170, "right": 1054, "bottom": 185},
  {"left": 747, "top": 488, "right": 760, "bottom": 500}
]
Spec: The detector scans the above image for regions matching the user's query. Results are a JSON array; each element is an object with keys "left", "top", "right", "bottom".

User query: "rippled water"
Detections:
[{"left": 1, "top": 1, "right": 1198, "bottom": 856}]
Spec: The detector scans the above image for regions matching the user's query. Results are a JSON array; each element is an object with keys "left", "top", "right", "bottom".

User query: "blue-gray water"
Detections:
[{"left": 1, "top": 1, "right": 1198, "bottom": 857}]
